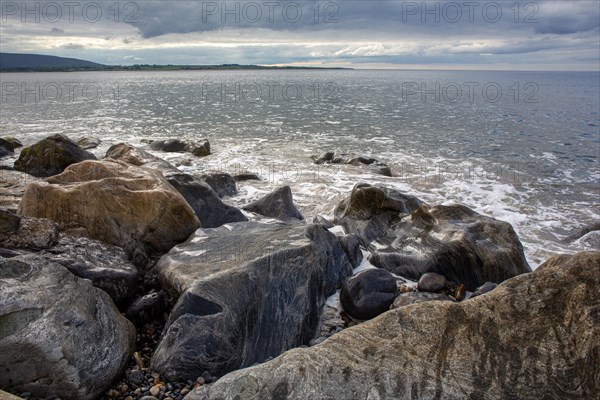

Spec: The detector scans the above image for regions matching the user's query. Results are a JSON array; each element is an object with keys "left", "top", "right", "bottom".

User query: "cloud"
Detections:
[
  {"left": 49, "top": 27, "right": 64, "bottom": 34},
  {"left": 58, "top": 43, "right": 85, "bottom": 50}
]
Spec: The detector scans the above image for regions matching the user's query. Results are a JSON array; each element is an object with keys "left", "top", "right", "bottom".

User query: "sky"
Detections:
[{"left": 0, "top": 0, "right": 599, "bottom": 70}]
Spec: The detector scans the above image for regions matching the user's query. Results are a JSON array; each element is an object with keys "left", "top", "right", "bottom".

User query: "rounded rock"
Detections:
[
  {"left": 340, "top": 268, "right": 398, "bottom": 320},
  {"left": 417, "top": 272, "right": 448, "bottom": 292}
]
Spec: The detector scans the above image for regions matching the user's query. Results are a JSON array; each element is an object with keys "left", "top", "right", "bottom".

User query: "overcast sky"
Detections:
[{"left": 1, "top": 0, "right": 598, "bottom": 70}]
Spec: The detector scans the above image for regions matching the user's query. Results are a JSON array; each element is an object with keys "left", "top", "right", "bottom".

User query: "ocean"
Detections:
[{"left": 1, "top": 69, "right": 598, "bottom": 267}]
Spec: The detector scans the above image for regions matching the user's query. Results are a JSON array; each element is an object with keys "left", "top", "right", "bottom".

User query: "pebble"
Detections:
[
  {"left": 140, "top": 397, "right": 159, "bottom": 400},
  {"left": 180, "top": 388, "right": 190, "bottom": 396},
  {"left": 417, "top": 272, "right": 448, "bottom": 292},
  {"left": 150, "top": 384, "right": 161, "bottom": 396}
]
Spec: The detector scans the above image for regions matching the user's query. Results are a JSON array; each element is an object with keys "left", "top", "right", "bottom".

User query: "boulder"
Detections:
[
  {"left": 106, "top": 144, "right": 246, "bottom": 228},
  {"left": 0, "top": 214, "right": 59, "bottom": 250},
  {"left": 0, "top": 169, "right": 41, "bottom": 212},
  {"left": 335, "top": 184, "right": 531, "bottom": 290},
  {"left": 165, "top": 172, "right": 247, "bottom": 228},
  {"left": 417, "top": 272, "right": 448, "bottom": 292},
  {"left": 152, "top": 221, "right": 353, "bottom": 381},
  {"left": 232, "top": 173, "right": 261, "bottom": 182},
  {"left": 148, "top": 139, "right": 187, "bottom": 152},
  {"left": 14, "top": 134, "right": 97, "bottom": 177},
  {"left": 39, "top": 234, "right": 139, "bottom": 305},
  {"left": 76, "top": 137, "right": 101, "bottom": 150},
  {"left": 340, "top": 268, "right": 398, "bottom": 320},
  {"left": 186, "top": 251, "right": 600, "bottom": 400},
  {"left": 0, "top": 137, "right": 23, "bottom": 153},
  {"left": 242, "top": 186, "right": 304, "bottom": 221},
  {"left": 0, "top": 254, "right": 136, "bottom": 400},
  {"left": 17, "top": 159, "right": 199, "bottom": 255},
  {"left": 199, "top": 173, "right": 237, "bottom": 198},
  {"left": 337, "top": 233, "right": 363, "bottom": 268},
  {"left": 312, "top": 215, "right": 334, "bottom": 229}
]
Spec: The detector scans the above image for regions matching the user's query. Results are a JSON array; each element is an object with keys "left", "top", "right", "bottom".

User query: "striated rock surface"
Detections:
[
  {"left": 242, "top": 186, "right": 304, "bottom": 221},
  {"left": 17, "top": 159, "right": 199, "bottom": 255},
  {"left": 0, "top": 254, "right": 136, "bottom": 400},
  {"left": 106, "top": 143, "right": 246, "bottom": 228},
  {"left": 186, "top": 251, "right": 600, "bottom": 400},
  {"left": 152, "top": 220, "right": 353, "bottom": 381},
  {"left": 334, "top": 184, "right": 531, "bottom": 290},
  {"left": 14, "top": 134, "right": 96, "bottom": 177},
  {"left": 0, "top": 169, "right": 41, "bottom": 212}
]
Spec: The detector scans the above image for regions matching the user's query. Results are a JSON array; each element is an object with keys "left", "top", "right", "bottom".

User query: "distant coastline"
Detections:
[{"left": 0, "top": 64, "right": 353, "bottom": 72}]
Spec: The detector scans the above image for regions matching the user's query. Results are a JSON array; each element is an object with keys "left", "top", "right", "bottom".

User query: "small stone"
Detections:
[
  {"left": 417, "top": 272, "right": 448, "bottom": 292},
  {"left": 201, "top": 370, "right": 213, "bottom": 384},
  {"left": 125, "top": 397, "right": 134, "bottom": 400},
  {"left": 154, "top": 376, "right": 161, "bottom": 385},
  {"left": 151, "top": 372, "right": 161, "bottom": 379},
  {"left": 150, "top": 385, "right": 162, "bottom": 396},
  {"left": 134, "top": 388, "right": 143, "bottom": 395},
  {"left": 180, "top": 388, "right": 190, "bottom": 395},
  {"left": 121, "top": 384, "right": 129, "bottom": 393},
  {"left": 140, "top": 397, "right": 159, "bottom": 400}
]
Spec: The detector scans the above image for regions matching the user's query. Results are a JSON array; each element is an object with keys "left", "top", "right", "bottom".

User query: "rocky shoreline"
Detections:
[{"left": 1, "top": 134, "right": 598, "bottom": 400}]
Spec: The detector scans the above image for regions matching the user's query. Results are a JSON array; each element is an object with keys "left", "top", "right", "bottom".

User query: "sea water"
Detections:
[{"left": 1, "top": 69, "right": 598, "bottom": 267}]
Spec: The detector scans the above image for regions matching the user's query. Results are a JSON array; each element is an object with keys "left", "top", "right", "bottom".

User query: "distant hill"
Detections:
[{"left": 0, "top": 53, "right": 103, "bottom": 71}]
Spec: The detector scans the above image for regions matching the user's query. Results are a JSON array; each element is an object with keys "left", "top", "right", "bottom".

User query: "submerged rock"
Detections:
[
  {"left": 152, "top": 220, "right": 353, "bottom": 381},
  {"left": 147, "top": 138, "right": 210, "bottom": 157},
  {"left": 187, "top": 251, "right": 600, "bottom": 400},
  {"left": 0, "top": 254, "right": 135, "bottom": 400},
  {"left": 242, "top": 185, "right": 304, "bottom": 221},
  {"left": 18, "top": 159, "right": 199, "bottom": 256},
  {"left": 14, "top": 134, "right": 96, "bottom": 177},
  {"left": 335, "top": 184, "right": 531, "bottom": 290}
]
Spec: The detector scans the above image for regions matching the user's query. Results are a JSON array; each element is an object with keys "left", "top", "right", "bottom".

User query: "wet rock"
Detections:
[
  {"left": 105, "top": 144, "right": 246, "bottom": 228},
  {"left": 417, "top": 272, "right": 448, "bottom": 292},
  {"left": 340, "top": 268, "right": 398, "bottom": 320},
  {"left": 186, "top": 139, "right": 210, "bottom": 157},
  {"left": 148, "top": 139, "right": 187, "bottom": 152},
  {"left": 198, "top": 173, "right": 237, "bottom": 198},
  {"left": 152, "top": 220, "right": 352, "bottom": 381},
  {"left": 14, "top": 134, "right": 96, "bottom": 177},
  {"left": 311, "top": 152, "right": 392, "bottom": 176},
  {"left": 18, "top": 159, "right": 199, "bottom": 256},
  {"left": 335, "top": 184, "right": 531, "bottom": 291},
  {"left": 0, "top": 136, "right": 22, "bottom": 153},
  {"left": 76, "top": 137, "right": 100, "bottom": 150},
  {"left": 165, "top": 172, "right": 247, "bottom": 228},
  {"left": 470, "top": 282, "right": 498, "bottom": 298},
  {"left": 311, "top": 151, "right": 334, "bottom": 164},
  {"left": 0, "top": 254, "right": 135, "bottom": 400},
  {"left": 0, "top": 215, "right": 59, "bottom": 250},
  {"left": 563, "top": 221, "right": 600, "bottom": 242},
  {"left": 0, "top": 209, "right": 20, "bottom": 234},
  {"left": 232, "top": 173, "right": 261, "bottom": 182},
  {"left": 390, "top": 291, "right": 453, "bottom": 309},
  {"left": 126, "top": 291, "right": 167, "bottom": 326},
  {"left": 312, "top": 215, "right": 334, "bottom": 229},
  {"left": 0, "top": 147, "right": 10, "bottom": 158},
  {"left": 187, "top": 251, "right": 600, "bottom": 400},
  {"left": 338, "top": 233, "right": 363, "bottom": 268},
  {"left": 242, "top": 186, "right": 303, "bottom": 221}
]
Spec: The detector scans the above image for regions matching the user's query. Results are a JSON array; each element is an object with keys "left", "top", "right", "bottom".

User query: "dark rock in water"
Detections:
[
  {"left": 39, "top": 234, "right": 139, "bottom": 305},
  {"left": 165, "top": 172, "right": 247, "bottom": 228},
  {"left": 126, "top": 291, "right": 167, "bottom": 326},
  {"left": 369, "top": 162, "right": 392, "bottom": 177},
  {"left": 14, "top": 134, "right": 96, "bottom": 177},
  {"left": 0, "top": 215, "right": 59, "bottom": 250},
  {"left": 311, "top": 151, "right": 335, "bottom": 164},
  {"left": 76, "top": 137, "right": 100, "bottom": 150},
  {"left": 0, "top": 209, "right": 20, "bottom": 234},
  {"left": 198, "top": 173, "right": 237, "bottom": 198},
  {"left": 334, "top": 183, "right": 422, "bottom": 244},
  {"left": 340, "top": 268, "right": 398, "bottom": 320},
  {"left": 0, "top": 136, "right": 23, "bottom": 153},
  {"left": 417, "top": 272, "right": 448, "bottom": 292},
  {"left": 312, "top": 215, "right": 334, "bottom": 229},
  {"left": 148, "top": 139, "right": 187, "bottom": 152},
  {"left": 232, "top": 173, "right": 261, "bottom": 182},
  {"left": 187, "top": 251, "right": 600, "bottom": 400},
  {"left": 564, "top": 221, "right": 600, "bottom": 242},
  {"left": 152, "top": 220, "right": 353, "bottom": 381},
  {"left": 335, "top": 184, "right": 531, "bottom": 291},
  {"left": 242, "top": 185, "right": 304, "bottom": 221},
  {"left": 0, "top": 254, "right": 135, "bottom": 400},
  {"left": 186, "top": 139, "right": 210, "bottom": 157},
  {"left": 470, "top": 282, "right": 498, "bottom": 298},
  {"left": 390, "top": 291, "right": 453, "bottom": 309},
  {"left": 338, "top": 233, "right": 363, "bottom": 268},
  {"left": 18, "top": 160, "right": 199, "bottom": 257},
  {"left": 105, "top": 143, "right": 246, "bottom": 228},
  {"left": 0, "top": 146, "right": 10, "bottom": 158},
  {"left": 311, "top": 152, "right": 392, "bottom": 176}
]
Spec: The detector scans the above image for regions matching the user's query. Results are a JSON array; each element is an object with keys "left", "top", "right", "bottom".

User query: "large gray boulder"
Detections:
[
  {"left": 242, "top": 186, "right": 304, "bottom": 221},
  {"left": 0, "top": 254, "right": 136, "bottom": 400},
  {"left": 152, "top": 220, "right": 353, "bottom": 381},
  {"left": 186, "top": 251, "right": 600, "bottom": 400},
  {"left": 334, "top": 184, "right": 531, "bottom": 290},
  {"left": 14, "top": 134, "right": 97, "bottom": 177}
]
